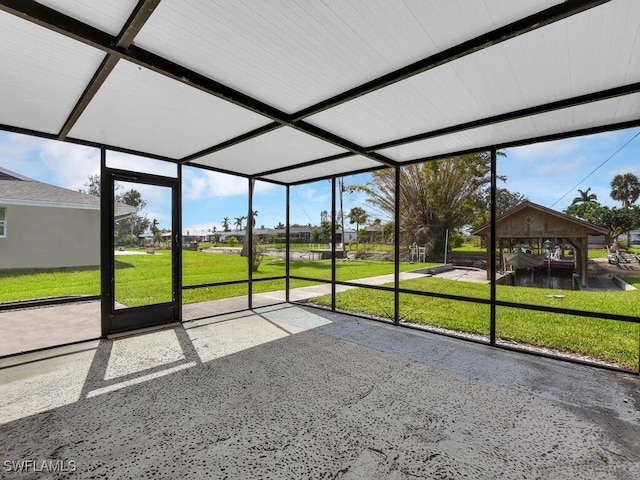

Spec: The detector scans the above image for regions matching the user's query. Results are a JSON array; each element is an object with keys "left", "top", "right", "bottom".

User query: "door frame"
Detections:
[{"left": 100, "top": 161, "right": 181, "bottom": 337}]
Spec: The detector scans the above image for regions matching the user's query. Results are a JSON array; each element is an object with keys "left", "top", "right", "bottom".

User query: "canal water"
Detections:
[{"left": 505, "top": 268, "right": 575, "bottom": 290}]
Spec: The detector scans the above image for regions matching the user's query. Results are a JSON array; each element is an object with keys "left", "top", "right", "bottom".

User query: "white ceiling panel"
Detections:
[
  {"left": 1, "top": 1, "right": 638, "bottom": 185},
  {"left": 307, "top": 0, "right": 640, "bottom": 148},
  {"left": 68, "top": 60, "right": 271, "bottom": 159},
  {"left": 376, "top": 93, "right": 640, "bottom": 162},
  {"left": 263, "top": 156, "right": 380, "bottom": 185},
  {"left": 134, "top": 0, "right": 560, "bottom": 113},
  {"left": 192, "top": 127, "right": 348, "bottom": 176},
  {"left": 0, "top": 11, "right": 106, "bottom": 134},
  {"left": 36, "top": 0, "right": 138, "bottom": 36}
]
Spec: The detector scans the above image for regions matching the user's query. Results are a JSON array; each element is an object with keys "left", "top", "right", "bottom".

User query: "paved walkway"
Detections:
[
  {"left": 0, "top": 271, "right": 428, "bottom": 357},
  {"left": 0, "top": 265, "right": 622, "bottom": 357}
]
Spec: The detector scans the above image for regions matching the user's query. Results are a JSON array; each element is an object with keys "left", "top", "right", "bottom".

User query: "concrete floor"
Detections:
[{"left": 1, "top": 305, "right": 639, "bottom": 479}]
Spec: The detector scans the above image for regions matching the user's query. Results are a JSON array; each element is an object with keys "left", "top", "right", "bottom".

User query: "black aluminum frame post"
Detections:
[
  {"left": 490, "top": 149, "right": 497, "bottom": 344},
  {"left": 285, "top": 186, "right": 290, "bottom": 302},
  {"left": 99, "top": 148, "right": 110, "bottom": 337},
  {"left": 331, "top": 177, "right": 337, "bottom": 311},
  {"left": 394, "top": 166, "right": 401, "bottom": 324},
  {"left": 248, "top": 178, "right": 254, "bottom": 309}
]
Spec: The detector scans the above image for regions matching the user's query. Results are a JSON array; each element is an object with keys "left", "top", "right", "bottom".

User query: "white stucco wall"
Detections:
[{"left": 0, "top": 204, "right": 99, "bottom": 269}]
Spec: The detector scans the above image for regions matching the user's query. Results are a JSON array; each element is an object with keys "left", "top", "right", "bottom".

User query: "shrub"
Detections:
[{"left": 449, "top": 232, "right": 465, "bottom": 249}]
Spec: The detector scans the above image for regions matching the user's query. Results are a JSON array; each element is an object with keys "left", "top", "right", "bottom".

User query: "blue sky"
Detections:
[{"left": 2, "top": 127, "right": 640, "bottom": 232}]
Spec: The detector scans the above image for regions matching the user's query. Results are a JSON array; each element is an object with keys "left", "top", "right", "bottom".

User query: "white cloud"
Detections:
[
  {"left": 507, "top": 137, "right": 584, "bottom": 161},
  {"left": 39, "top": 140, "right": 99, "bottom": 191},
  {"left": 298, "top": 186, "right": 330, "bottom": 203},
  {"left": 0, "top": 132, "right": 99, "bottom": 190},
  {"left": 182, "top": 168, "right": 255, "bottom": 200}
]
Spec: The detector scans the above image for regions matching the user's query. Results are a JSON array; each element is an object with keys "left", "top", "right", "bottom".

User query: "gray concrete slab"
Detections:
[{"left": 1, "top": 305, "right": 639, "bottom": 479}]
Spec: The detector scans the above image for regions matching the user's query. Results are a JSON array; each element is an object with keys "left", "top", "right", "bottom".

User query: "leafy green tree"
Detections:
[
  {"left": 381, "top": 221, "right": 395, "bottom": 245},
  {"left": 473, "top": 187, "right": 527, "bottom": 228},
  {"left": 241, "top": 210, "right": 257, "bottom": 258},
  {"left": 599, "top": 206, "right": 639, "bottom": 245},
  {"left": 565, "top": 202, "right": 640, "bottom": 246},
  {"left": 78, "top": 173, "right": 103, "bottom": 197},
  {"left": 358, "top": 153, "right": 495, "bottom": 259},
  {"left": 79, "top": 174, "right": 149, "bottom": 242},
  {"left": 150, "top": 219, "right": 160, "bottom": 244},
  {"left": 564, "top": 200, "right": 603, "bottom": 221},
  {"left": 118, "top": 189, "right": 149, "bottom": 240},
  {"left": 369, "top": 218, "right": 382, "bottom": 244},
  {"left": 227, "top": 236, "right": 239, "bottom": 247},
  {"left": 317, "top": 220, "right": 332, "bottom": 243}
]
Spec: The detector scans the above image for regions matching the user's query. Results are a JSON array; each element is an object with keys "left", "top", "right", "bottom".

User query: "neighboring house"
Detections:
[
  {"left": 217, "top": 226, "right": 358, "bottom": 245},
  {"left": 0, "top": 167, "right": 134, "bottom": 269}
]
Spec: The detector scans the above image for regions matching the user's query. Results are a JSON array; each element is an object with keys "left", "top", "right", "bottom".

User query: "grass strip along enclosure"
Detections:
[
  {"left": 309, "top": 276, "right": 640, "bottom": 370},
  {"left": 1, "top": 249, "right": 638, "bottom": 370}
]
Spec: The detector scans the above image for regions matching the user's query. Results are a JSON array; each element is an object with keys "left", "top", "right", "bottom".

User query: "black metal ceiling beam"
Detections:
[
  {"left": 0, "top": 122, "right": 179, "bottom": 163},
  {"left": 179, "top": 0, "right": 610, "bottom": 174},
  {"left": 365, "top": 82, "right": 640, "bottom": 154},
  {"left": 251, "top": 152, "right": 353, "bottom": 179},
  {"left": 0, "top": 0, "right": 397, "bottom": 168},
  {"left": 183, "top": 0, "right": 609, "bottom": 172},
  {"left": 287, "top": 164, "right": 388, "bottom": 187},
  {"left": 397, "top": 119, "right": 640, "bottom": 169},
  {"left": 290, "top": 0, "right": 611, "bottom": 121},
  {"left": 180, "top": 123, "right": 281, "bottom": 163},
  {"left": 183, "top": 0, "right": 611, "bottom": 175},
  {"left": 57, "top": 0, "right": 161, "bottom": 140}
]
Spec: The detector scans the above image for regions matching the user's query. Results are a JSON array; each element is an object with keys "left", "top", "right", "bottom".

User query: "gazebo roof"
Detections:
[
  {"left": 1, "top": 1, "right": 639, "bottom": 185},
  {"left": 472, "top": 201, "right": 609, "bottom": 238}
]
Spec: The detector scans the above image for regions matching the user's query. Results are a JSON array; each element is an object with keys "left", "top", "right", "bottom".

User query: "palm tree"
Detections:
[
  {"left": 234, "top": 216, "right": 245, "bottom": 231},
  {"left": 610, "top": 173, "right": 640, "bottom": 247},
  {"left": 571, "top": 187, "right": 597, "bottom": 206},
  {"left": 222, "top": 217, "right": 230, "bottom": 232},
  {"left": 610, "top": 173, "right": 640, "bottom": 207},
  {"left": 347, "top": 207, "right": 368, "bottom": 247}
]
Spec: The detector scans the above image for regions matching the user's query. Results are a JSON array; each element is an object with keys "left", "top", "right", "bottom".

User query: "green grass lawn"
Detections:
[
  {"left": 0, "top": 266, "right": 101, "bottom": 302},
  {"left": 309, "top": 276, "right": 640, "bottom": 369},
  {"left": 0, "top": 250, "right": 415, "bottom": 305},
  {"left": 3, "top": 250, "right": 638, "bottom": 369}
]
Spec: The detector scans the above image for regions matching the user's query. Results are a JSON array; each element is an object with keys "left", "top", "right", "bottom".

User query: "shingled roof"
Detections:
[
  {"left": 0, "top": 167, "right": 136, "bottom": 220},
  {"left": 472, "top": 200, "right": 609, "bottom": 237},
  {"left": 0, "top": 167, "right": 101, "bottom": 209}
]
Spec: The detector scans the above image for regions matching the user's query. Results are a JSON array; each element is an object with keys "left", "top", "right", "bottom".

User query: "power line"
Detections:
[{"left": 549, "top": 130, "right": 640, "bottom": 208}]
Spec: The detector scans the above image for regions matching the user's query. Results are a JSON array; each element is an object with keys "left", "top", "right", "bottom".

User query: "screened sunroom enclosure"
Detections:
[{"left": 1, "top": 0, "right": 640, "bottom": 372}]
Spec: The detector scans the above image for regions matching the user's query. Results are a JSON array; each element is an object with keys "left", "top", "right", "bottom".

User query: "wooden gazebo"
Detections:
[{"left": 472, "top": 201, "right": 609, "bottom": 287}]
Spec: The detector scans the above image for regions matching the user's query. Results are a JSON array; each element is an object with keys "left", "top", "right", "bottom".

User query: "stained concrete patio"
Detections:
[{"left": 1, "top": 304, "right": 639, "bottom": 479}]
